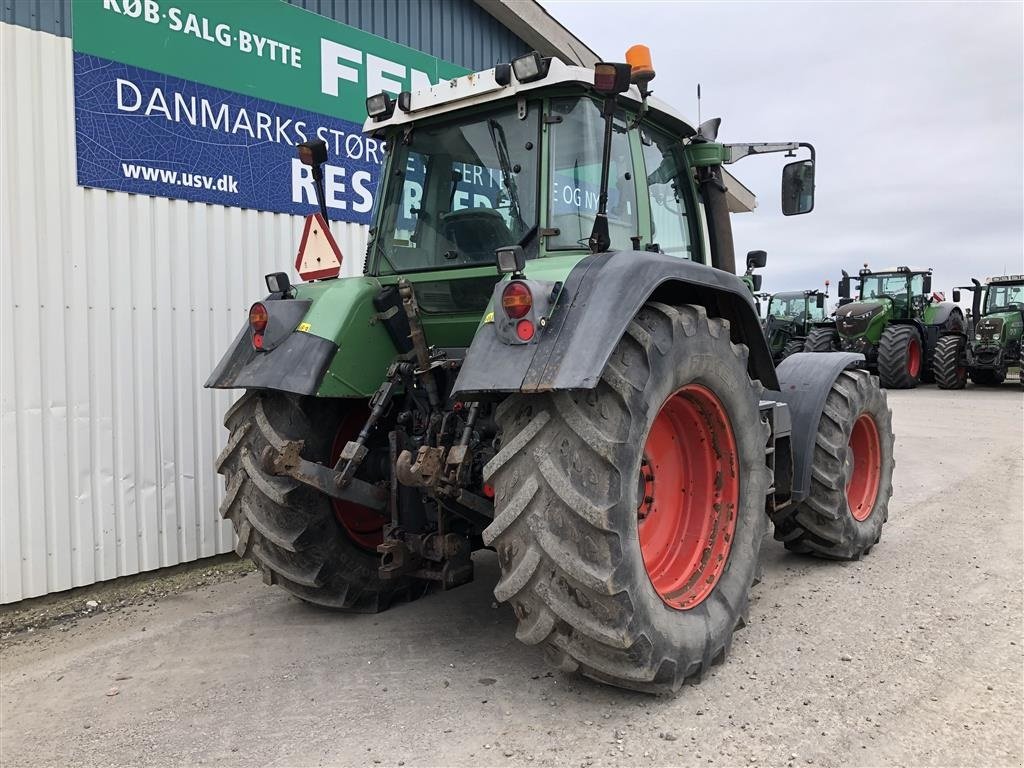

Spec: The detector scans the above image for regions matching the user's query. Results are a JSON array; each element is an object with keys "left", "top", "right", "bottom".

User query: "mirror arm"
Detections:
[{"left": 725, "top": 142, "right": 816, "bottom": 165}]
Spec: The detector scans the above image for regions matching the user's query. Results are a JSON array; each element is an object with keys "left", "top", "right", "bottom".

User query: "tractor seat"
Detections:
[{"left": 440, "top": 208, "right": 513, "bottom": 264}]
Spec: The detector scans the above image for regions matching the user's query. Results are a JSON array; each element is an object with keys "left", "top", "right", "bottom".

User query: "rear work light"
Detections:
[
  {"left": 502, "top": 282, "right": 533, "bottom": 319},
  {"left": 249, "top": 302, "right": 269, "bottom": 350}
]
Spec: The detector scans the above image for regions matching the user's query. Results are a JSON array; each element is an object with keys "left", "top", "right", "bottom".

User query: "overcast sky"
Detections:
[{"left": 542, "top": 1, "right": 1023, "bottom": 300}]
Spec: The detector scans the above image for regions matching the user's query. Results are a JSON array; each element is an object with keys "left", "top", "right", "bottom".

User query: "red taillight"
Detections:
[
  {"left": 252, "top": 332, "right": 264, "bottom": 350},
  {"left": 249, "top": 302, "right": 269, "bottom": 332},
  {"left": 502, "top": 282, "right": 532, "bottom": 319},
  {"left": 516, "top": 319, "right": 535, "bottom": 341}
]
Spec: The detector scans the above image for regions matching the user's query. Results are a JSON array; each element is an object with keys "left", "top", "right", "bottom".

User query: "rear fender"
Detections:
[
  {"left": 452, "top": 250, "right": 778, "bottom": 397},
  {"left": 771, "top": 351, "right": 865, "bottom": 503},
  {"left": 205, "top": 277, "right": 398, "bottom": 397}
]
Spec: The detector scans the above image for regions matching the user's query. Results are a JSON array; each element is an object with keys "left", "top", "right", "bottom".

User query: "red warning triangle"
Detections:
[{"left": 295, "top": 213, "right": 342, "bottom": 281}]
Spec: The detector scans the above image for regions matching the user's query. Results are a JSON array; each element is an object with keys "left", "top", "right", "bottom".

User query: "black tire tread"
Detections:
[
  {"left": 782, "top": 338, "right": 806, "bottom": 360},
  {"left": 804, "top": 328, "right": 837, "bottom": 352},
  {"left": 877, "top": 325, "right": 920, "bottom": 389},
  {"left": 217, "top": 391, "right": 426, "bottom": 613},
  {"left": 933, "top": 335, "right": 967, "bottom": 390}
]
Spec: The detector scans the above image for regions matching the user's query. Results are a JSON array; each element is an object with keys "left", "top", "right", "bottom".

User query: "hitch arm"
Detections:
[{"left": 261, "top": 441, "right": 387, "bottom": 511}]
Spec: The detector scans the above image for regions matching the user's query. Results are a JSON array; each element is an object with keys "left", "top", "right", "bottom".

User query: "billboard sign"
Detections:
[{"left": 71, "top": 0, "right": 468, "bottom": 223}]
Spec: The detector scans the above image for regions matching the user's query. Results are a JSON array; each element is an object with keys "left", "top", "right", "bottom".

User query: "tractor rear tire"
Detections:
[
  {"left": 782, "top": 339, "right": 806, "bottom": 360},
  {"left": 877, "top": 325, "right": 922, "bottom": 389},
  {"left": 770, "top": 370, "right": 894, "bottom": 559},
  {"left": 803, "top": 328, "right": 837, "bottom": 352},
  {"left": 933, "top": 335, "right": 967, "bottom": 389},
  {"left": 970, "top": 368, "right": 1006, "bottom": 386},
  {"left": 216, "top": 391, "right": 427, "bottom": 612},
  {"left": 484, "top": 303, "right": 771, "bottom": 693}
]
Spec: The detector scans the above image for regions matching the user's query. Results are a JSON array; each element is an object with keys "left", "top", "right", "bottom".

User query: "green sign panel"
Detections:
[{"left": 72, "top": 0, "right": 468, "bottom": 123}]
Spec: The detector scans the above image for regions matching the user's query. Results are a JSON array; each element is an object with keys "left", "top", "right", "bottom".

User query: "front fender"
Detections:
[
  {"left": 452, "top": 250, "right": 778, "bottom": 397},
  {"left": 772, "top": 351, "right": 865, "bottom": 502}
]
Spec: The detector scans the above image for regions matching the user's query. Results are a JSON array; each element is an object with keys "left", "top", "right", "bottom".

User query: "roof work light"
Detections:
[
  {"left": 511, "top": 51, "right": 549, "bottom": 83},
  {"left": 366, "top": 92, "right": 396, "bottom": 120}
]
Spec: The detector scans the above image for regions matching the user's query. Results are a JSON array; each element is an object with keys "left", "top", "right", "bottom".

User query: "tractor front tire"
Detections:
[
  {"left": 771, "top": 370, "right": 894, "bottom": 559},
  {"left": 878, "top": 325, "right": 922, "bottom": 388},
  {"left": 803, "top": 328, "right": 837, "bottom": 353},
  {"left": 782, "top": 339, "right": 806, "bottom": 360},
  {"left": 216, "top": 391, "right": 426, "bottom": 612},
  {"left": 970, "top": 368, "right": 1006, "bottom": 386},
  {"left": 484, "top": 303, "right": 771, "bottom": 693},
  {"left": 933, "top": 335, "right": 967, "bottom": 390}
]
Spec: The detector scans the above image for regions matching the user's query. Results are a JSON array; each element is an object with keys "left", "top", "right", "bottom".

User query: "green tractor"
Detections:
[
  {"left": 804, "top": 266, "right": 965, "bottom": 388},
  {"left": 206, "top": 50, "right": 896, "bottom": 693},
  {"left": 763, "top": 286, "right": 829, "bottom": 363},
  {"left": 933, "top": 275, "right": 1024, "bottom": 388}
]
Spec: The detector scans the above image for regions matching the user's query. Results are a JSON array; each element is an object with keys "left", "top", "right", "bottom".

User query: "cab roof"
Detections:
[
  {"left": 859, "top": 266, "right": 932, "bottom": 276},
  {"left": 362, "top": 57, "right": 757, "bottom": 213},
  {"left": 363, "top": 58, "right": 693, "bottom": 137}
]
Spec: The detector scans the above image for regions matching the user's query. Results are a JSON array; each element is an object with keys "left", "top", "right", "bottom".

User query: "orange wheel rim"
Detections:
[
  {"left": 638, "top": 385, "right": 739, "bottom": 610},
  {"left": 907, "top": 337, "right": 921, "bottom": 378},
  {"left": 846, "top": 413, "right": 881, "bottom": 521}
]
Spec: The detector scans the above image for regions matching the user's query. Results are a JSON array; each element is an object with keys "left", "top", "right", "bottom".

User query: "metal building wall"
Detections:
[{"left": 0, "top": 22, "right": 370, "bottom": 603}]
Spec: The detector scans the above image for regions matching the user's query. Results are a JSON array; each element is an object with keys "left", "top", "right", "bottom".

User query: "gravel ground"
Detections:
[{"left": 1, "top": 385, "right": 1021, "bottom": 768}]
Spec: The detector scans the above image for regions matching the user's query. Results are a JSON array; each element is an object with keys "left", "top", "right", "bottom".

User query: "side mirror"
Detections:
[
  {"left": 751, "top": 274, "right": 763, "bottom": 291},
  {"left": 952, "top": 289, "right": 961, "bottom": 303},
  {"left": 838, "top": 276, "right": 851, "bottom": 299},
  {"left": 781, "top": 159, "right": 815, "bottom": 216},
  {"left": 922, "top": 274, "right": 932, "bottom": 295},
  {"left": 838, "top": 297, "right": 854, "bottom": 306},
  {"left": 746, "top": 250, "right": 767, "bottom": 270},
  {"left": 816, "top": 294, "right": 825, "bottom": 309}
]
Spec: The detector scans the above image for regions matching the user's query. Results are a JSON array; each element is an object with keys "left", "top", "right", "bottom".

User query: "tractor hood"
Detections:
[
  {"left": 976, "top": 312, "right": 1023, "bottom": 344},
  {"left": 835, "top": 300, "right": 887, "bottom": 338}
]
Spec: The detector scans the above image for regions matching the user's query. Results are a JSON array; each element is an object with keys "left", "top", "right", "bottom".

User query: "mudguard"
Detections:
[
  {"left": 205, "top": 324, "right": 338, "bottom": 396},
  {"left": 452, "top": 250, "right": 777, "bottom": 397},
  {"left": 772, "top": 351, "right": 865, "bottom": 503},
  {"left": 927, "top": 301, "right": 963, "bottom": 328}
]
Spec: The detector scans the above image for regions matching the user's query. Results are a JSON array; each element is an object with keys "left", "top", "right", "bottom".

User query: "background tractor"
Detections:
[
  {"left": 206, "top": 48, "right": 895, "bottom": 693},
  {"left": 804, "top": 266, "right": 964, "bottom": 388},
  {"left": 933, "top": 275, "right": 1024, "bottom": 388},
  {"left": 763, "top": 286, "right": 829, "bottom": 363}
]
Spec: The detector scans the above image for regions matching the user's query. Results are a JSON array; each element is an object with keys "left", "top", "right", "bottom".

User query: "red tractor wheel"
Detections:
[
  {"left": 771, "top": 370, "right": 895, "bottom": 559},
  {"left": 878, "top": 325, "right": 923, "bottom": 388},
  {"left": 485, "top": 303, "right": 770, "bottom": 693}
]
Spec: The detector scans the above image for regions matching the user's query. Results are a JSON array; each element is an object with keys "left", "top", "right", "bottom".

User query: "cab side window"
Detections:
[
  {"left": 640, "top": 129, "right": 693, "bottom": 258},
  {"left": 548, "top": 97, "right": 637, "bottom": 251}
]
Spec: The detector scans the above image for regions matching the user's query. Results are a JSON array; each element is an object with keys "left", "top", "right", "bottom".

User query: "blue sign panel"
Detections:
[{"left": 73, "top": 53, "right": 385, "bottom": 223}]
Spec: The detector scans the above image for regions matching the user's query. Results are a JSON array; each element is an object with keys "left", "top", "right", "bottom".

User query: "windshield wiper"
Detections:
[{"left": 487, "top": 119, "right": 526, "bottom": 233}]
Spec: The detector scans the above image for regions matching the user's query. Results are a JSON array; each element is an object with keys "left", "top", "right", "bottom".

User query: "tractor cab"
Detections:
[{"left": 764, "top": 288, "right": 828, "bottom": 362}]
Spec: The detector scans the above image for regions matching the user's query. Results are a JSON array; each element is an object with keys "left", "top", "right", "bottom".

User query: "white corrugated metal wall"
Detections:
[{"left": 0, "top": 22, "right": 368, "bottom": 604}]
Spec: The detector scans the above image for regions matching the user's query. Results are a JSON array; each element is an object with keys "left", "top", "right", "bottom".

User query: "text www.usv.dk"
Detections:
[{"left": 121, "top": 163, "right": 239, "bottom": 192}]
